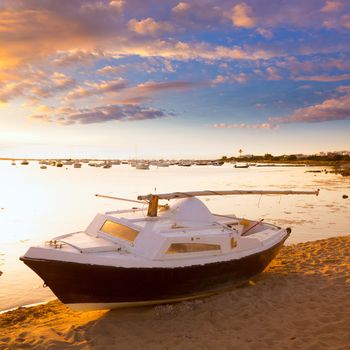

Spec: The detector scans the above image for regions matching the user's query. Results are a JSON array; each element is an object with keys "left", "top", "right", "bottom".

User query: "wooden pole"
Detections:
[
  {"left": 147, "top": 195, "right": 159, "bottom": 217},
  {"left": 138, "top": 189, "right": 320, "bottom": 201}
]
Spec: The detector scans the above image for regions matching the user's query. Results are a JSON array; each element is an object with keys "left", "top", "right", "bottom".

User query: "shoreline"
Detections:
[{"left": 1, "top": 235, "right": 349, "bottom": 349}]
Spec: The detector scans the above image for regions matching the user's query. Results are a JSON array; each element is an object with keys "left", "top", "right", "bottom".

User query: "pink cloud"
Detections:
[
  {"left": 97, "top": 65, "right": 127, "bottom": 75},
  {"left": 231, "top": 3, "right": 256, "bottom": 28},
  {"left": 0, "top": 81, "right": 31, "bottom": 103},
  {"left": 342, "top": 14, "right": 350, "bottom": 29},
  {"left": 269, "top": 93, "right": 350, "bottom": 123},
  {"left": 53, "top": 50, "right": 103, "bottom": 66},
  {"left": 66, "top": 78, "right": 127, "bottom": 100},
  {"left": 136, "top": 80, "right": 200, "bottom": 92},
  {"left": 172, "top": 2, "right": 191, "bottom": 13},
  {"left": 213, "top": 122, "right": 278, "bottom": 130},
  {"left": 294, "top": 74, "right": 350, "bottom": 82},
  {"left": 320, "top": 1, "right": 343, "bottom": 13},
  {"left": 109, "top": 0, "right": 125, "bottom": 13},
  {"left": 256, "top": 27, "right": 273, "bottom": 39},
  {"left": 0, "top": 70, "right": 76, "bottom": 102},
  {"left": 30, "top": 104, "right": 174, "bottom": 125},
  {"left": 336, "top": 85, "right": 350, "bottom": 93},
  {"left": 128, "top": 18, "right": 173, "bottom": 35},
  {"left": 212, "top": 73, "right": 248, "bottom": 85},
  {"left": 265, "top": 67, "right": 282, "bottom": 80}
]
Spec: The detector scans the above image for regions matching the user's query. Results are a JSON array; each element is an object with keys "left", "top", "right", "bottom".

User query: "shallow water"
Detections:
[{"left": 0, "top": 161, "right": 349, "bottom": 311}]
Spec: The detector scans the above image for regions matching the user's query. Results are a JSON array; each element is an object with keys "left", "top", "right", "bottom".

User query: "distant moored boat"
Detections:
[
  {"left": 136, "top": 163, "right": 150, "bottom": 170},
  {"left": 234, "top": 163, "right": 249, "bottom": 168}
]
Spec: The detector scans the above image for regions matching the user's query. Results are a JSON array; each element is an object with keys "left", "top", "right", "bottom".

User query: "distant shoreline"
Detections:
[{"left": 1, "top": 157, "right": 348, "bottom": 166}]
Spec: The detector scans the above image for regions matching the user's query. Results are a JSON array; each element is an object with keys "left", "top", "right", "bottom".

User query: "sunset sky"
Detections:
[{"left": 0, "top": 0, "right": 350, "bottom": 159}]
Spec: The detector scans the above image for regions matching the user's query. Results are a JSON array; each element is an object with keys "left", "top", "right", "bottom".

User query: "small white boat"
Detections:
[
  {"left": 157, "top": 161, "right": 170, "bottom": 167},
  {"left": 179, "top": 161, "right": 192, "bottom": 167},
  {"left": 21, "top": 189, "right": 319, "bottom": 311},
  {"left": 103, "top": 162, "right": 112, "bottom": 169},
  {"left": 136, "top": 163, "right": 150, "bottom": 170},
  {"left": 234, "top": 163, "right": 249, "bottom": 168}
]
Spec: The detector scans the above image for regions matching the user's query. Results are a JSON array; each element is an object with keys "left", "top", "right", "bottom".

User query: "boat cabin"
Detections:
[
  {"left": 81, "top": 198, "right": 238, "bottom": 260},
  {"left": 45, "top": 189, "right": 317, "bottom": 265}
]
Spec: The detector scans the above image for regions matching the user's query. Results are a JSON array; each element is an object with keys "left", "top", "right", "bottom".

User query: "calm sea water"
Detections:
[{"left": 0, "top": 161, "right": 349, "bottom": 311}]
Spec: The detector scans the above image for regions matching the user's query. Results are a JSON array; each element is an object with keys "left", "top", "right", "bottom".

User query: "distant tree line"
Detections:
[{"left": 220, "top": 153, "right": 350, "bottom": 163}]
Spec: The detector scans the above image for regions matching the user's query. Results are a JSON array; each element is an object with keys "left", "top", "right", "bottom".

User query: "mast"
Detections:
[{"left": 138, "top": 189, "right": 320, "bottom": 201}]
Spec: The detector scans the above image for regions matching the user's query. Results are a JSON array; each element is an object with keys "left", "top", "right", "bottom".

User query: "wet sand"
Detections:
[{"left": 1, "top": 235, "right": 349, "bottom": 350}]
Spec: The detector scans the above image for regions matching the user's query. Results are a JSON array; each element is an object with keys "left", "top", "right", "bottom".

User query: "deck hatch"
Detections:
[{"left": 100, "top": 220, "right": 139, "bottom": 242}]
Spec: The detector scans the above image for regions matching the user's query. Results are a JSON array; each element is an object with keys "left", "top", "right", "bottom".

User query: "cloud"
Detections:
[
  {"left": 256, "top": 27, "right": 273, "bottom": 39},
  {"left": 231, "top": 3, "right": 256, "bottom": 28},
  {"left": 336, "top": 85, "right": 350, "bottom": 93},
  {"left": 320, "top": 1, "right": 343, "bottom": 12},
  {"left": 172, "top": 2, "right": 191, "bottom": 13},
  {"left": 31, "top": 72, "right": 76, "bottom": 98},
  {"left": 294, "top": 74, "right": 350, "bottom": 82},
  {"left": 51, "top": 72, "right": 76, "bottom": 89},
  {"left": 213, "top": 122, "right": 278, "bottom": 130},
  {"left": 0, "top": 6, "right": 115, "bottom": 68},
  {"left": 265, "top": 67, "right": 282, "bottom": 80},
  {"left": 269, "top": 93, "right": 350, "bottom": 123},
  {"left": 128, "top": 18, "right": 173, "bottom": 35},
  {"left": 109, "top": 0, "right": 125, "bottom": 13},
  {"left": 66, "top": 78, "right": 127, "bottom": 99},
  {"left": 136, "top": 80, "right": 199, "bottom": 92},
  {"left": 0, "top": 81, "right": 31, "bottom": 103},
  {"left": 0, "top": 70, "right": 76, "bottom": 102},
  {"left": 30, "top": 104, "right": 174, "bottom": 125},
  {"left": 342, "top": 14, "right": 350, "bottom": 29},
  {"left": 212, "top": 73, "right": 248, "bottom": 85},
  {"left": 97, "top": 65, "right": 127, "bottom": 75},
  {"left": 276, "top": 57, "right": 350, "bottom": 76},
  {"left": 128, "top": 41, "right": 275, "bottom": 61},
  {"left": 52, "top": 50, "right": 103, "bottom": 66}
]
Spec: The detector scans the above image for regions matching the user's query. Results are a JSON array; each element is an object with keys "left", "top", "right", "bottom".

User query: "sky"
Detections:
[{"left": 0, "top": 0, "right": 350, "bottom": 159}]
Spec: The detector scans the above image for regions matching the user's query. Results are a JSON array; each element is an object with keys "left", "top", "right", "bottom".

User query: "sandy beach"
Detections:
[{"left": 1, "top": 235, "right": 349, "bottom": 350}]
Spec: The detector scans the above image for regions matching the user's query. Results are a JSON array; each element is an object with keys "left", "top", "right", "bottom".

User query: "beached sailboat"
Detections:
[{"left": 20, "top": 189, "right": 319, "bottom": 311}]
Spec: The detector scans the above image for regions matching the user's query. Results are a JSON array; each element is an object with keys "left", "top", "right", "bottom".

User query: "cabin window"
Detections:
[
  {"left": 166, "top": 242, "right": 221, "bottom": 254},
  {"left": 100, "top": 220, "right": 139, "bottom": 242}
]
